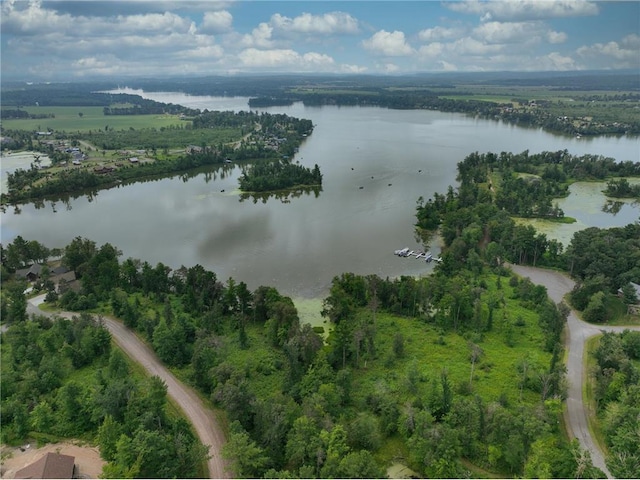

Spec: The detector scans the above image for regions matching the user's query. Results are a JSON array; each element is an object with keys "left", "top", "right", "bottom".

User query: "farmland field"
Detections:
[{"left": 1, "top": 106, "right": 187, "bottom": 132}]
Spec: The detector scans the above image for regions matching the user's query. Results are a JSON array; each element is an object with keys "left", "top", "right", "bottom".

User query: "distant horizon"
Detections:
[
  {"left": 2, "top": 1, "right": 638, "bottom": 81},
  {"left": 4, "top": 68, "right": 639, "bottom": 87}
]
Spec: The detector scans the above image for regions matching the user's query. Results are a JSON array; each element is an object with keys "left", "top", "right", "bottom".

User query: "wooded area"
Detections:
[{"left": 2, "top": 144, "right": 638, "bottom": 478}]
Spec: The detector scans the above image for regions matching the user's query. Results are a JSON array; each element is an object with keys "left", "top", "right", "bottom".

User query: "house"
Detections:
[
  {"left": 15, "top": 452, "right": 75, "bottom": 479},
  {"left": 15, "top": 264, "right": 43, "bottom": 282},
  {"left": 617, "top": 282, "right": 640, "bottom": 299}
]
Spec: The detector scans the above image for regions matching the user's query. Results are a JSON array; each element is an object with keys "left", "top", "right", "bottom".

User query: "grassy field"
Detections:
[
  {"left": 1, "top": 106, "right": 187, "bottom": 132},
  {"left": 349, "top": 274, "right": 550, "bottom": 411}
]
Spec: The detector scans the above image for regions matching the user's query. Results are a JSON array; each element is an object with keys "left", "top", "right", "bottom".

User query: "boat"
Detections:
[
  {"left": 395, "top": 248, "right": 410, "bottom": 257},
  {"left": 425, "top": 252, "right": 433, "bottom": 262}
]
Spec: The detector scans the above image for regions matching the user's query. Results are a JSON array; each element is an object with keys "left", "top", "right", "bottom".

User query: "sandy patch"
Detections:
[{"left": 0, "top": 442, "right": 105, "bottom": 479}]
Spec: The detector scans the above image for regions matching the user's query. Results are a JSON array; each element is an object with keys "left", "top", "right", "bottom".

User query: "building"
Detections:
[
  {"left": 15, "top": 452, "right": 75, "bottom": 479},
  {"left": 15, "top": 264, "right": 43, "bottom": 282}
]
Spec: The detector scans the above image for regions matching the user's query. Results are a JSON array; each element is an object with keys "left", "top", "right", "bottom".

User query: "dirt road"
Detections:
[
  {"left": 27, "top": 295, "right": 229, "bottom": 479},
  {"left": 511, "top": 265, "right": 640, "bottom": 479}
]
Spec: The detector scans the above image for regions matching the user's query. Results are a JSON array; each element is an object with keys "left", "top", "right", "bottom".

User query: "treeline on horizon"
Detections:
[{"left": 3, "top": 70, "right": 639, "bottom": 137}]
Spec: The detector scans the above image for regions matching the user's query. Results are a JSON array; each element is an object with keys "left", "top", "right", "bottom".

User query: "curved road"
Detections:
[
  {"left": 27, "top": 295, "right": 229, "bottom": 479},
  {"left": 511, "top": 265, "right": 640, "bottom": 479}
]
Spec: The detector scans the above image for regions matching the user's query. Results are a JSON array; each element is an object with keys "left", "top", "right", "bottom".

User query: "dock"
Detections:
[{"left": 394, "top": 248, "right": 435, "bottom": 262}]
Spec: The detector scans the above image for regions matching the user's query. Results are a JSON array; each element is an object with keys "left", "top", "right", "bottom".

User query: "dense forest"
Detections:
[
  {"left": 0, "top": 313, "right": 208, "bottom": 478},
  {"left": 590, "top": 330, "right": 640, "bottom": 478},
  {"left": 239, "top": 161, "right": 322, "bottom": 192}
]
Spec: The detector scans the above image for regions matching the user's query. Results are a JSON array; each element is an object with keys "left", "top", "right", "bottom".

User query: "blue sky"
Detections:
[{"left": 1, "top": 0, "right": 638, "bottom": 80}]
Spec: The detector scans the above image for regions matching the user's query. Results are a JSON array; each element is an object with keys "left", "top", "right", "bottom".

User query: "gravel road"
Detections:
[
  {"left": 511, "top": 265, "right": 640, "bottom": 479},
  {"left": 26, "top": 295, "right": 230, "bottom": 479}
]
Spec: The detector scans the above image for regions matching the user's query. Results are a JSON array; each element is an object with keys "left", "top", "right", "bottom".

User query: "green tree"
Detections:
[
  {"left": 583, "top": 291, "right": 607, "bottom": 323},
  {"left": 222, "top": 421, "right": 269, "bottom": 478}
]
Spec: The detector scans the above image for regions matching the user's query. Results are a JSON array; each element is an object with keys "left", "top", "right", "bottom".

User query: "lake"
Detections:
[{"left": 2, "top": 91, "right": 639, "bottom": 309}]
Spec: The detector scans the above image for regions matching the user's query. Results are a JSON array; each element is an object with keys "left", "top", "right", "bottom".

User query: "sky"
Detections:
[{"left": 1, "top": 0, "right": 639, "bottom": 80}]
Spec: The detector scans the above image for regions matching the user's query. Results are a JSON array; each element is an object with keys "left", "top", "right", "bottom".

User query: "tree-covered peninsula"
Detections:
[{"left": 1, "top": 106, "right": 314, "bottom": 205}]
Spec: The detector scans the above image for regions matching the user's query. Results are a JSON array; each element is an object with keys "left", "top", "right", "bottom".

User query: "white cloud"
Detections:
[
  {"left": 577, "top": 35, "right": 640, "bottom": 68},
  {"left": 340, "top": 63, "right": 368, "bottom": 73},
  {"left": 418, "top": 26, "right": 464, "bottom": 42},
  {"left": 449, "top": 37, "right": 503, "bottom": 55},
  {"left": 473, "top": 21, "right": 566, "bottom": 45},
  {"left": 114, "top": 12, "right": 193, "bottom": 33},
  {"left": 418, "top": 42, "right": 445, "bottom": 58},
  {"left": 182, "top": 45, "right": 225, "bottom": 59},
  {"left": 200, "top": 10, "right": 233, "bottom": 33},
  {"left": 362, "top": 30, "right": 414, "bottom": 56},
  {"left": 535, "top": 52, "right": 580, "bottom": 70},
  {"left": 448, "top": 0, "right": 599, "bottom": 21},
  {"left": 547, "top": 30, "right": 567, "bottom": 44},
  {"left": 438, "top": 60, "right": 458, "bottom": 71},
  {"left": 241, "top": 22, "right": 274, "bottom": 48},
  {"left": 238, "top": 48, "right": 335, "bottom": 70},
  {"left": 270, "top": 11, "right": 359, "bottom": 34}
]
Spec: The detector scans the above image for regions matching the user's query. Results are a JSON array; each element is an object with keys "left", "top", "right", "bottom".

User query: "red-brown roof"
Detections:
[{"left": 15, "top": 452, "right": 75, "bottom": 479}]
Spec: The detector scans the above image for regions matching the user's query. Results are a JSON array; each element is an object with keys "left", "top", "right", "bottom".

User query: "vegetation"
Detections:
[
  {"left": 589, "top": 331, "right": 640, "bottom": 478},
  {"left": 603, "top": 178, "right": 640, "bottom": 199},
  {"left": 0, "top": 314, "right": 208, "bottom": 478},
  {"left": 239, "top": 161, "right": 322, "bottom": 192},
  {"left": 1, "top": 204, "right": 604, "bottom": 480},
  {"left": 1, "top": 110, "right": 313, "bottom": 205}
]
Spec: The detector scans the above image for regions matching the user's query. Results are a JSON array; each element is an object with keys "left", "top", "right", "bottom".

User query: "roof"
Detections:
[
  {"left": 619, "top": 282, "right": 640, "bottom": 298},
  {"left": 15, "top": 452, "right": 75, "bottom": 479},
  {"left": 51, "top": 266, "right": 70, "bottom": 275},
  {"left": 15, "top": 264, "right": 43, "bottom": 279}
]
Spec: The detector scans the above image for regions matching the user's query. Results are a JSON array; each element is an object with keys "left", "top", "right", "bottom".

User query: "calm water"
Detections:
[{"left": 2, "top": 91, "right": 639, "bottom": 300}]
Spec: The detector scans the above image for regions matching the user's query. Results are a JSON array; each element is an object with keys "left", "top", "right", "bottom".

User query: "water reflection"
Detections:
[
  {"left": 603, "top": 199, "right": 639, "bottom": 216},
  {"left": 239, "top": 186, "right": 322, "bottom": 204}
]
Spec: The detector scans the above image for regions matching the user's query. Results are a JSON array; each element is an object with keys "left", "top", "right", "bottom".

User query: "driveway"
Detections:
[
  {"left": 511, "top": 265, "right": 640, "bottom": 479},
  {"left": 26, "top": 294, "right": 229, "bottom": 479}
]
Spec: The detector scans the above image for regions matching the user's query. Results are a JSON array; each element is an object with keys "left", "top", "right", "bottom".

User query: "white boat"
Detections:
[
  {"left": 425, "top": 252, "right": 433, "bottom": 262},
  {"left": 395, "top": 248, "right": 410, "bottom": 256}
]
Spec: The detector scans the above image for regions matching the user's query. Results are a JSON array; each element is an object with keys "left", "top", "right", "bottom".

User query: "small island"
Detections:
[{"left": 239, "top": 160, "right": 322, "bottom": 192}]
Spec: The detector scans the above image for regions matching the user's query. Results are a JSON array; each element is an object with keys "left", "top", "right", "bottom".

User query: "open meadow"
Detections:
[{"left": 1, "top": 106, "right": 187, "bottom": 132}]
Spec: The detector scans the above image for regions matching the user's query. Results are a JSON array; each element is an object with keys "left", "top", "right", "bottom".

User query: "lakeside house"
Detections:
[{"left": 15, "top": 452, "right": 75, "bottom": 479}]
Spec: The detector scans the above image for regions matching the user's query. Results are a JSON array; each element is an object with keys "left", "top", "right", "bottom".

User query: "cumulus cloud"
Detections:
[
  {"left": 449, "top": 37, "right": 503, "bottom": 56},
  {"left": 200, "top": 10, "right": 233, "bottom": 33},
  {"left": 238, "top": 48, "right": 335, "bottom": 69},
  {"left": 418, "top": 42, "right": 445, "bottom": 58},
  {"left": 270, "top": 11, "right": 359, "bottom": 34},
  {"left": 340, "top": 63, "right": 368, "bottom": 73},
  {"left": 547, "top": 30, "right": 567, "bottom": 44},
  {"left": 362, "top": 30, "right": 414, "bottom": 56},
  {"left": 241, "top": 22, "right": 275, "bottom": 48},
  {"left": 418, "top": 26, "right": 464, "bottom": 42},
  {"left": 448, "top": 0, "right": 599, "bottom": 21},
  {"left": 535, "top": 52, "right": 580, "bottom": 70},
  {"left": 473, "top": 21, "right": 566, "bottom": 45},
  {"left": 577, "top": 34, "right": 640, "bottom": 68}
]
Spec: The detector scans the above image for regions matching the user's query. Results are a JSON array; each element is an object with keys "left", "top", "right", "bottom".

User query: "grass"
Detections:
[
  {"left": 583, "top": 335, "right": 609, "bottom": 458},
  {"left": 350, "top": 275, "right": 551, "bottom": 410},
  {"left": 1, "top": 106, "right": 187, "bottom": 132},
  {"left": 604, "top": 295, "right": 640, "bottom": 325}
]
